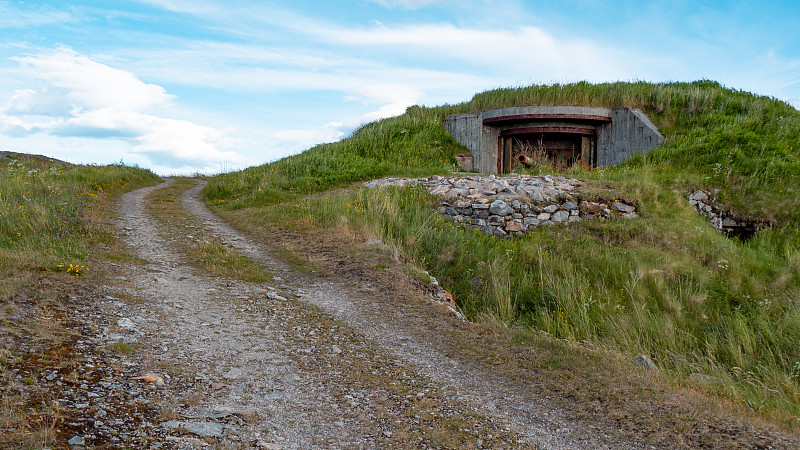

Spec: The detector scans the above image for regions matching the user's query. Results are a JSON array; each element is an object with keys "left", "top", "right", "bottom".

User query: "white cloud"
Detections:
[
  {"left": 5, "top": 88, "right": 74, "bottom": 116},
  {"left": 11, "top": 48, "right": 174, "bottom": 111},
  {"left": 1, "top": 47, "right": 243, "bottom": 169},
  {"left": 122, "top": 1, "right": 637, "bottom": 87},
  {"left": 118, "top": 3, "right": 650, "bottom": 100},
  {"left": 127, "top": 0, "right": 800, "bottom": 112},
  {"left": 270, "top": 99, "right": 417, "bottom": 154},
  {"left": 118, "top": 41, "right": 483, "bottom": 100},
  {"left": 304, "top": 23, "right": 643, "bottom": 82},
  {"left": 131, "top": 0, "right": 222, "bottom": 15}
]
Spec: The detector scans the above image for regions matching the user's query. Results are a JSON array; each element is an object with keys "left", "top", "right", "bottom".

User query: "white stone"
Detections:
[
  {"left": 543, "top": 204, "right": 559, "bottom": 213},
  {"left": 117, "top": 318, "right": 135, "bottom": 329},
  {"left": 222, "top": 368, "right": 243, "bottom": 380},
  {"left": 551, "top": 210, "right": 570, "bottom": 223}
]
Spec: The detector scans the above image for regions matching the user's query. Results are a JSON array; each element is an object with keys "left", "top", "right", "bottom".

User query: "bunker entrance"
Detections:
[{"left": 498, "top": 128, "right": 596, "bottom": 173}]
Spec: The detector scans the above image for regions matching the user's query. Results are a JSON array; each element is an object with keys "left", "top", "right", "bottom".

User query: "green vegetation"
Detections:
[
  {"left": 0, "top": 153, "right": 159, "bottom": 284},
  {"left": 196, "top": 238, "right": 272, "bottom": 282},
  {"left": 206, "top": 81, "right": 800, "bottom": 425},
  {"left": 108, "top": 342, "right": 134, "bottom": 355},
  {"left": 145, "top": 178, "right": 272, "bottom": 283}
]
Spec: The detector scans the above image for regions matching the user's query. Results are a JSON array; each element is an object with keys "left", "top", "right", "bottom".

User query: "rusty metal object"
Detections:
[{"left": 517, "top": 154, "right": 533, "bottom": 167}]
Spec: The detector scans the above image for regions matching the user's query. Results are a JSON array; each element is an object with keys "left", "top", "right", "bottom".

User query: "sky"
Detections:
[{"left": 0, "top": 1, "right": 798, "bottom": 175}]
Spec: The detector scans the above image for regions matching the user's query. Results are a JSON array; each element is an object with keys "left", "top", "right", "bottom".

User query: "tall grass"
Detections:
[
  {"left": 0, "top": 153, "right": 159, "bottom": 273},
  {"left": 205, "top": 105, "right": 464, "bottom": 209},
  {"left": 239, "top": 182, "right": 800, "bottom": 422},
  {"left": 206, "top": 81, "right": 800, "bottom": 423}
]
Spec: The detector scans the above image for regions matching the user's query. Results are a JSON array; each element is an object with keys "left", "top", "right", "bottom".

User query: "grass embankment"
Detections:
[
  {"left": 0, "top": 153, "right": 158, "bottom": 447},
  {"left": 0, "top": 153, "right": 159, "bottom": 294},
  {"left": 205, "top": 81, "right": 800, "bottom": 427}
]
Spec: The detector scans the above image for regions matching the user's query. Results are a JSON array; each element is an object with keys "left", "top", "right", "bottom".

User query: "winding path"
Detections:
[{"left": 110, "top": 179, "right": 634, "bottom": 449}]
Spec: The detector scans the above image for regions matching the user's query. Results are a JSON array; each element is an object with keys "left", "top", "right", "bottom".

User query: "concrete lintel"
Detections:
[
  {"left": 500, "top": 127, "right": 596, "bottom": 136},
  {"left": 481, "top": 105, "right": 613, "bottom": 121}
]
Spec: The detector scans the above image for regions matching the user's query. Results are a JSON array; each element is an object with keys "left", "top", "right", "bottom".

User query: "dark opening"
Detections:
[
  {"left": 721, "top": 217, "right": 773, "bottom": 241},
  {"left": 724, "top": 227, "right": 759, "bottom": 241},
  {"left": 503, "top": 132, "right": 595, "bottom": 172}
]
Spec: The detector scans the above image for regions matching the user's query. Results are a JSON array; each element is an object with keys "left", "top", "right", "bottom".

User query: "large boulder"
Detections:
[
  {"left": 489, "top": 200, "right": 514, "bottom": 216},
  {"left": 633, "top": 354, "right": 661, "bottom": 375},
  {"left": 551, "top": 210, "right": 570, "bottom": 223}
]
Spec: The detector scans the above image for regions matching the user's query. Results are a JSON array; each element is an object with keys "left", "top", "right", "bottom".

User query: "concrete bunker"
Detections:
[{"left": 446, "top": 106, "right": 664, "bottom": 174}]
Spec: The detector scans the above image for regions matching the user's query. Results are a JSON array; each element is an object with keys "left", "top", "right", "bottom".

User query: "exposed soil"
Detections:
[{"left": 4, "top": 178, "right": 799, "bottom": 449}]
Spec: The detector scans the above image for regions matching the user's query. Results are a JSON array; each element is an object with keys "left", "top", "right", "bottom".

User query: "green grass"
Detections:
[
  {"left": 0, "top": 153, "right": 159, "bottom": 280},
  {"left": 196, "top": 238, "right": 273, "bottom": 282},
  {"left": 108, "top": 342, "right": 134, "bottom": 355},
  {"left": 206, "top": 81, "right": 800, "bottom": 425},
  {"left": 144, "top": 178, "right": 273, "bottom": 283}
]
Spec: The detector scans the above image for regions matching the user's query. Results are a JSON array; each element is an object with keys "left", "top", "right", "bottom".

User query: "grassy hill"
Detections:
[
  {"left": 206, "top": 81, "right": 800, "bottom": 425},
  {"left": 0, "top": 153, "right": 159, "bottom": 289}
]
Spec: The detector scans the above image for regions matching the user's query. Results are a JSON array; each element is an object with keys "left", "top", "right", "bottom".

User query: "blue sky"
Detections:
[{"left": 1, "top": 0, "right": 798, "bottom": 175}]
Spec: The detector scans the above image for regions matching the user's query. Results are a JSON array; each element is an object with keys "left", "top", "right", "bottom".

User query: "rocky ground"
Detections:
[
  {"left": 3, "top": 178, "right": 799, "bottom": 449},
  {"left": 687, "top": 189, "right": 775, "bottom": 238}
]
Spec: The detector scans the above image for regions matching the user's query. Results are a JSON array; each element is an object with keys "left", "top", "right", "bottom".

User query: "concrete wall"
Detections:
[
  {"left": 444, "top": 113, "right": 482, "bottom": 170},
  {"left": 479, "top": 122, "right": 500, "bottom": 173},
  {"left": 445, "top": 105, "right": 664, "bottom": 173},
  {"left": 598, "top": 108, "right": 664, "bottom": 167}
]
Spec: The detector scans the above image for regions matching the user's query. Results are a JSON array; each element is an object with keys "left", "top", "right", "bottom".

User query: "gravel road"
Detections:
[{"left": 101, "top": 179, "right": 642, "bottom": 449}]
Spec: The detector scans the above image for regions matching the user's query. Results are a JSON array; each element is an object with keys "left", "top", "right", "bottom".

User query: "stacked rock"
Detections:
[
  {"left": 688, "top": 189, "right": 772, "bottom": 234},
  {"left": 365, "top": 174, "right": 639, "bottom": 237},
  {"left": 688, "top": 189, "right": 722, "bottom": 226}
]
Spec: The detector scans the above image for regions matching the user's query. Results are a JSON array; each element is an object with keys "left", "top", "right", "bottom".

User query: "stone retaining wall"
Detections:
[{"left": 365, "top": 175, "right": 638, "bottom": 237}]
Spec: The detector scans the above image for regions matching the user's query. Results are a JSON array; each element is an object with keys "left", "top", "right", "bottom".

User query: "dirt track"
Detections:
[{"left": 105, "top": 178, "right": 633, "bottom": 448}]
